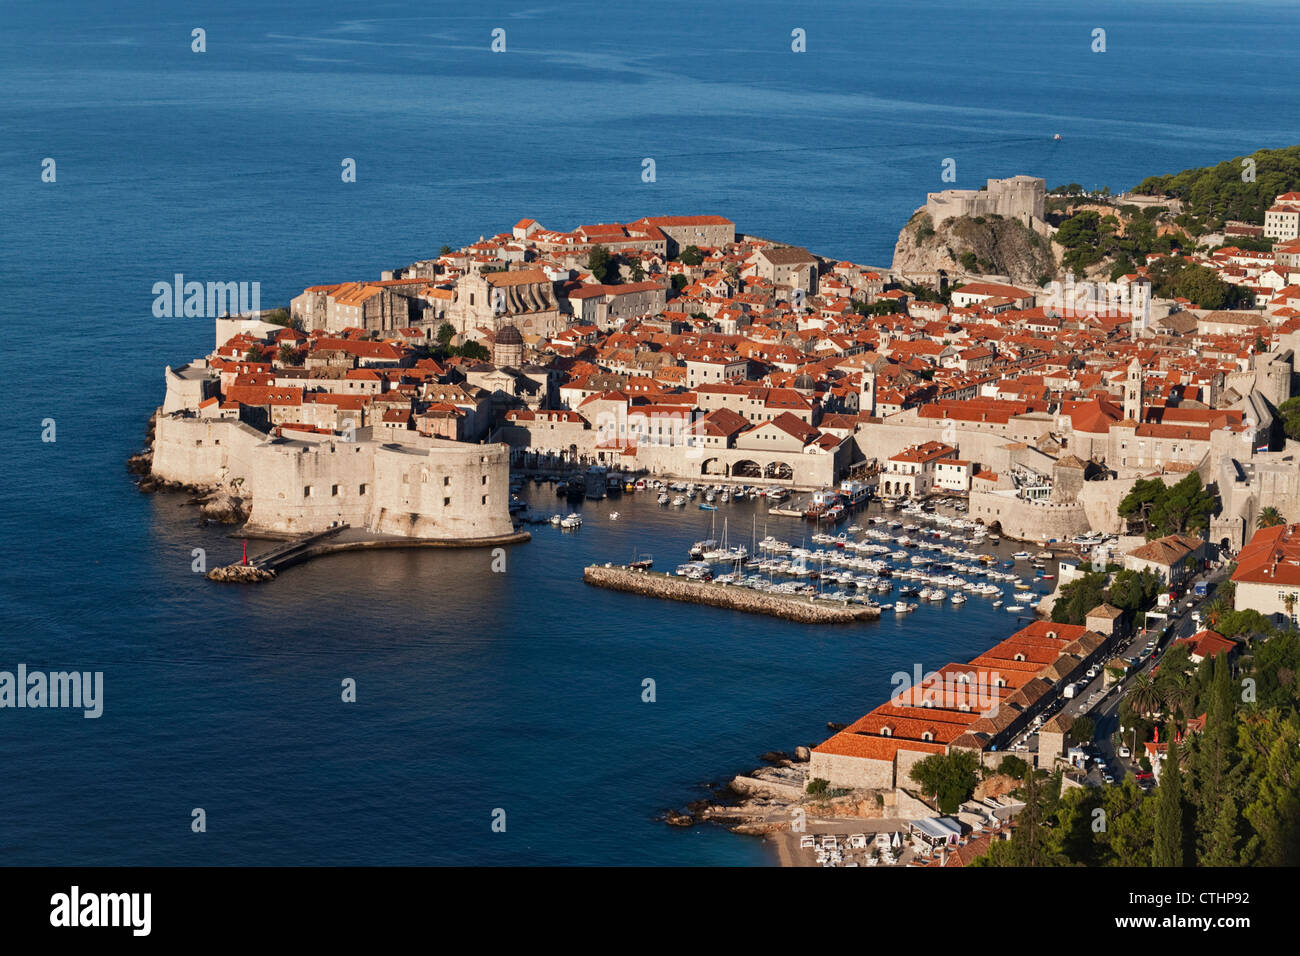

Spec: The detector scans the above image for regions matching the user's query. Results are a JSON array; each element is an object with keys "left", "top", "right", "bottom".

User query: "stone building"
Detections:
[
  {"left": 925, "top": 175, "right": 1046, "bottom": 227},
  {"left": 493, "top": 323, "right": 524, "bottom": 368}
]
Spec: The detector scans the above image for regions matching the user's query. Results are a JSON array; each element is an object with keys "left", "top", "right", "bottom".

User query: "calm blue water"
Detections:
[{"left": 0, "top": 0, "right": 1294, "bottom": 865}]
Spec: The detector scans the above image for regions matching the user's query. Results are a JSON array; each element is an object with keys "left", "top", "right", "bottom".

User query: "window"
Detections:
[
  {"left": 331, "top": 484, "right": 339, "bottom": 497},
  {"left": 443, "top": 497, "right": 451, "bottom": 507},
  {"left": 482, "top": 495, "right": 488, "bottom": 505},
  {"left": 443, "top": 476, "right": 450, "bottom": 486},
  {"left": 359, "top": 484, "right": 367, "bottom": 495},
  {"left": 481, "top": 475, "right": 488, "bottom": 485},
  {"left": 303, "top": 486, "right": 312, "bottom": 497}
]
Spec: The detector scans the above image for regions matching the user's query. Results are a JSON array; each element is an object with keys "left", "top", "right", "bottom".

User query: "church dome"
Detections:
[{"left": 496, "top": 324, "right": 523, "bottom": 345}]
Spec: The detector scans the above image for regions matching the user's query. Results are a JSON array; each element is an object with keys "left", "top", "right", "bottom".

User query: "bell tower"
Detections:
[{"left": 1123, "top": 357, "right": 1144, "bottom": 421}]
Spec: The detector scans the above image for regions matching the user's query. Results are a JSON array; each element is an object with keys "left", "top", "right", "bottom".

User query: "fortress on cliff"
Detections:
[{"left": 925, "top": 175, "right": 1046, "bottom": 226}]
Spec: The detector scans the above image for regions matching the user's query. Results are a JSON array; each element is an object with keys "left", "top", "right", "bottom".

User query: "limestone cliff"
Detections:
[{"left": 892, "top": 210, "right": 1061, "bottom": 287}]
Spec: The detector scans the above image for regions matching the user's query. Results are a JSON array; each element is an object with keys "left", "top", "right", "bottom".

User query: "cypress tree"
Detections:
[
  {"left": 1153, "top": 722, "right": 1185, "bottom": 867},
  {"left": 1202, "top": 792, "right": 1239, "bottom": 867}
]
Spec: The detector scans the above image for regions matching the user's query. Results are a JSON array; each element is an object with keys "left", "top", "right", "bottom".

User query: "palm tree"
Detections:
[
  {"left": 1128, "top": 673, "right": 1163, "bottom": 718},
  {"left": 1256, "top": 506, "right": 1285, "bottom": 530}
]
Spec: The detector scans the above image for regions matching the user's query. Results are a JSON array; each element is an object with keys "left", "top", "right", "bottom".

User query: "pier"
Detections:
[
  {"left": 583, "top": 565, "right": 882, "bottom": 623},
  {"left": 207, "top": 525, "right": 532, "bottom": 582}
]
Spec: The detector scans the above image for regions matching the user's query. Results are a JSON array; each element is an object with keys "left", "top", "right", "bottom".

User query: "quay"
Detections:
[
  {"left": 207, "top": 525, "right": 531, "bottom": 582},
  {"left": 583, "top": 565, "right": 882, "bottom": 623}
]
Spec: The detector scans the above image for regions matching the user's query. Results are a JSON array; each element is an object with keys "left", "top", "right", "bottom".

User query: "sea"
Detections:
[{"left": 0, "top": 0, "right": 1296, "bottom": 865}]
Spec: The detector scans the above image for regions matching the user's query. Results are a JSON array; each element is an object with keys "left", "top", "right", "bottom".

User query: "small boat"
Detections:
[
  {"left": 672, "top": 496, "right": 687, "bottom": 507},
  {"left": 1006, "top": 604, "right": 1025, "bottom": 612},
  {"left": 992, "top": 599, "right": 1003, "bottom": 608},
  {"left": 699, "top": 503, "right": 718, "bottom": 511},
  {"left": 894, "top": 601, "right": 916, "bottom": 613},
  {"left": 657, "top": 493, "right": 670, "bottom": 505},
  {"left": 1013, "top": 551, "right": 1031, "bottom": 561},
  {"left": 950, "top": 592, "right": 966, "bottom": 604},
  {"left": 635, "top": 479, "right": 648, "bottom": 490},
  {"left": 609, "top": 512, "right": 619, "bottom": 520},
  {"left": 1036, "top": 551, "right": 1053, "bottom": 561},
  {"left": 560, "top": 513, "right": 582, "bottom": 530}
]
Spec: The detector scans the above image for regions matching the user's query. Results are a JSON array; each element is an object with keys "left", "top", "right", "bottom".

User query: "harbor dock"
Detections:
[
  {"left": 207, "top": 525, "right": 532, "bottom": 581},
  {"left": 583, "top": 565, "right": 882, "bottom": 623}
]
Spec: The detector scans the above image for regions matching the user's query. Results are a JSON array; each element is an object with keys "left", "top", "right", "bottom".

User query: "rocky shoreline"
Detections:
[{"left": 126, "top": 408, "right": 252, "bottom": 524}]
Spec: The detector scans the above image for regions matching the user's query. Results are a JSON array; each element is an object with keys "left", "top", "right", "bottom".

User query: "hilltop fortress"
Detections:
[{"left": 925, "top": 175, "right": 1046, "bottom": 227}]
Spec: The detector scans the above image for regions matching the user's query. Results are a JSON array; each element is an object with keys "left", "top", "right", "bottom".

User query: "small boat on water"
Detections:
[
  {"left": 629, "top": 553, "right": 653, "bottom": 570},
  {"left": 992, "top": 599, "right": 1004, "bottom": 608},
  {"left": 894, "top": 601, "right": 916, "bottom": 613},
  {"left": 1006, "top": 604, "right": 1025, "bottom": 612},
  {"left": 609, "top": 512, "right": 619, "bottom": 520},
  {"left": 672, "top": 495, "right": 687, "bottom": 507},
  {"left": 699, "top": 502, "right": 718, "bottom": 511},
  {"left": 1013, "top": 551, "right": 1031, "bottom": 561},
  {"left": 950, "top": 592, "right": 966, "bottom": 604},
  {"left": 560, "top": 513, "right": 582, "bottom": 529},
  {"left": 657, "top": 493, "right": 670, "bottom": 505}
]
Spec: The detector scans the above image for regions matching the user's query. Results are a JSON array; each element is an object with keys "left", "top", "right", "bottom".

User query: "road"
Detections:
[{"left": 1006, "top": 560, "right": 1233, "bottom": 786}]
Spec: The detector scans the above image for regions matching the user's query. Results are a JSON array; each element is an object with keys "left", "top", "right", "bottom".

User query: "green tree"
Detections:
[
  {"left": 1122, "top": 473, "right": 1217, "bottom": 539},
  {"left": 1128, "top": 673, "right": 1164, "bottom": 719},
  {"left": 586, "top": 244, "right": 617, "bottom": 283},
  {"left": 909, "top": 750, "right": 980, "bottom": 814},
  {"left": 1278, "top": 397, "right": 1300, "bottom": 443},
  {"left": 435, "top": 322, "right": 456, "bottom": 347},
  {"left": 678, "top": 245, "right": 704, "bottom": 266},
  {"left": 997, "top": 755, "right": 1028, "bottom": 778},
  {"left": 456, "top": 341, "right": 490, "bottom": 362},
  {"left": 1256, "top": 507, "right": 1285, "bottom": 530},
  {"left": 670, "top": 274, "right": 688, "bottom": 292},
  {"left": 1202, "top": 792, "right": 1240, "bottom": 866},
  {"left": 1070, "top": 716, "right": 1096, "bottom": 744},
  {"left": 1153, "top": 723, "right": 1185, "bottom": 866},
  {"left": 1109, "top": 568, "right": 1160, "bottom": 614},
  {"left": 1051, "top": 572, "right": 1109, "bottom": 625}
]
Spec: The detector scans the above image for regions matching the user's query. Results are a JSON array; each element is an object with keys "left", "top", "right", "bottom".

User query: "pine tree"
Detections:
[{"left": 1153, "top": 723, "right": 1185, "bottom": 867}]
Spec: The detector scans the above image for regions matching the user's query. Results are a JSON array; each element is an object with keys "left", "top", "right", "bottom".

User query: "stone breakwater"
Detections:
[{"left": 583, "top": 566, "right": 881, "bottom": 623}]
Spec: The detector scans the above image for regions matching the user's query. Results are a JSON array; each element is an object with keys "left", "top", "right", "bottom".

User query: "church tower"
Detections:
[
  {"left": 860, "top": 367, "right": 877, "bottom": 418},
  {"left": 1123, "top": 357, "right": 1144, "bottom": 421}
]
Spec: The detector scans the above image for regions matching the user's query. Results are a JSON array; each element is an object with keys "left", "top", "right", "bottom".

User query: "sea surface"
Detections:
[{"left": 0, "top": 0, "right": 1295, "bottom": 865}]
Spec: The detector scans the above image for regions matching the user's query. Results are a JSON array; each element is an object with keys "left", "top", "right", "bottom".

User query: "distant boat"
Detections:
[
  {"left": 1053, "top": 133, "right": 1062, "bottom": 141},
  {"left": 699, "top": 503, "right": 718, "bottom": 511}
]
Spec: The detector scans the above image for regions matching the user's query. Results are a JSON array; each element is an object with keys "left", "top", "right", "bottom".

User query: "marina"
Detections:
[{"left": 528, "top": 475, "right": 1066, "bottom": 626}]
